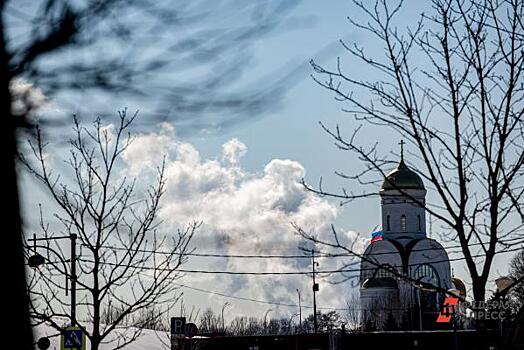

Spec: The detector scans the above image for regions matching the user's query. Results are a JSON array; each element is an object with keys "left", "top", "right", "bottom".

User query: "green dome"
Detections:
[{"left": 381, "top": 159, "right": 425, "bottom": 191}]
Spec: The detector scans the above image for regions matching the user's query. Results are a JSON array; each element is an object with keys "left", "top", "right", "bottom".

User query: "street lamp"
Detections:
[
  {"left": 263, "top": 309, "right": 272, "bottom": 331},
  {"left": 221, "top": 302, "right": 231, "bottom": 332},
  {"left": 28, "top": 253, "right": 45, "bottom": 268},
  {"left": 412, "top": 280, "right": 437, "bottom": 331},
  {"left": 311, "top": 250, "right": 319, "bottom": 334},
  {"left": 28, "top": 233, "right": 78, "bottom": 326}
]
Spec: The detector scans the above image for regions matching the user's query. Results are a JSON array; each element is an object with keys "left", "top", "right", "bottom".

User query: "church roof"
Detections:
[{"left": 381, "top": 159, "right": 425, "bottom": 191}]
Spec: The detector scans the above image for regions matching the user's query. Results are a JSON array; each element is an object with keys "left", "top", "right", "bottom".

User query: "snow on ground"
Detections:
[{"left": 33, "top": 323, "right": 170, "bottom": 350}]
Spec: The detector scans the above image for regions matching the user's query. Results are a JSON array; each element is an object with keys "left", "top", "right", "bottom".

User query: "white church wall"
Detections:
[
  {"left": 360, "top": 240, "right": 403, "bottom": 282},
  {"left": 408, "top": 239, "right": 452, "bottom": 290},
  {"left": 381, "top": 189, "right": 427, "bottom": 240},
  {"left": 360, "top": 286, "right": 400, "bottom": 329}
]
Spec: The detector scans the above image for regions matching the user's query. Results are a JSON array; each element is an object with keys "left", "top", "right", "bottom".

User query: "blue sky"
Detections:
[{"left": 18, "top": 0, "right": 518, "bottom": 321}]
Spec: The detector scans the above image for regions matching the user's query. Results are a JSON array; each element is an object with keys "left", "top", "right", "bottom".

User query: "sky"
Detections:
[{"left": 17, "top": 0, "right": 520, "bottom": 325}]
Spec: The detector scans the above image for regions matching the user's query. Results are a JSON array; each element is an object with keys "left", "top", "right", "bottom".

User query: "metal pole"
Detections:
[
  {"left": 221, "top": 302, "right": 230, "bottom": 332},
  {"left": 312, "top": 250, "right": 318, "bottom": 334},
  {"left": 264, "top": 309, "right": 272, "bottom": 332},
  {"left": 27, "top": 234, "right": 78, "bottom": 326},
  {"left": 70, "top": 234, "right": 77, "bottom": 326},
  {"left": 453, "top": 305, "right": 458, "bottom": 350},
  {"left": 417, "top": 288, "right": 422, "bottom": 331},
  {"left": 296, "top": 289, "right": 302, "bottom": 332}
]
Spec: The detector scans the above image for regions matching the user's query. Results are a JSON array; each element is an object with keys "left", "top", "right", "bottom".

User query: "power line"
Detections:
[
  {"left": 175, "top": 283, "right": 349, "bottom": 311},
  {"left": 176, "top": 283, "right": 465, "bottom": 313},
  {"left": 79, "top": 237, "right": 523, "bottom": 260},
  {"left": 76, "top": 245, "right": 523, "bottom": 276}
]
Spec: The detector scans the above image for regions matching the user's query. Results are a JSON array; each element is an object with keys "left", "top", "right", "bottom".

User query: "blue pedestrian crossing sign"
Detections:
[{"left": 61, "top": 326, "right": 85, "bottom": 350}]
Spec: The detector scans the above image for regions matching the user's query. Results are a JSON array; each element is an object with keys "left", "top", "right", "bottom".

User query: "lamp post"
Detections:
[
  {"left": 28, "top": 233, "right": 78, "bottom": 326},
  {"left": 311, "top": 250, "right": 319, "bottom": 334},
  {"left": 417, "top": 287, "right": 423, "bottom": 331},
  {"left": 412, "top": 281, "right": 439, "bottom": 332},
  {"left": 296, "top": 289, "right": 302, "bottom": 332},
  {"left": 263, "top": 309, "right": 272, "bottom": 332},
  {"left": 221, "top": 302, "right": 231, "bottom": 332}
]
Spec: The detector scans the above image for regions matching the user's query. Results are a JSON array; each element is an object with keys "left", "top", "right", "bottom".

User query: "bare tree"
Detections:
[
  {"left": 2, "top": 2, "right": 301, "bottom": 346},
  {"left": 301, "top": 310, "right": 343, "bottom": 333},
  {"left": 306, "top": 0, "right": 524, "bottom": 302},
  {"left": 198, "top": 308, "right": 303, "bottom": 336},
  {"left": 22, "top": 110, "right": 197, "bottom": 350},
  {"left": 198, "top": 308, "right": 222, "bottom": 335},
  {"left": 509, "top": 249, "right": 524, "bottom": 309},
  {"left": 344, "top": 292, "right": 362, "bottom": 331},
  {"left": 6, "top": 1, "right": 301, "bottom": 125}
]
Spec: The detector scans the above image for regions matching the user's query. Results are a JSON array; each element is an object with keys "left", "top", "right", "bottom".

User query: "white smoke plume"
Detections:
[{"left": 122, "top": 124, "right": 363, "bottom": 319}]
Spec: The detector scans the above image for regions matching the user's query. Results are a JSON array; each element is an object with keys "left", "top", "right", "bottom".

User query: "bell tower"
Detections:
[{"left": 380, "top": 141, "right": 426, "bottom": 242}]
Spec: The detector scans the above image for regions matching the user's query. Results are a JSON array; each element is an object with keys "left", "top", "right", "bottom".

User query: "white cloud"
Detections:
[
  {"left": 222, "top": 138, "right": 247, "bottom": 165},
  {"left": 9, "top": 78, "right": 51, "bottom": 117},
  {"left": 121, "top": 126, "right": 360, "bottom": 319},
  {"left": 121, "top": 123, "right": 175, "bottom": 176}
]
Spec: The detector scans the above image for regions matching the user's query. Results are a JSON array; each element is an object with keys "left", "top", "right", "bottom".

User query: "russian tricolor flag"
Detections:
[{"left": 370, "top": 226, "right": 383, "bottom": 243}]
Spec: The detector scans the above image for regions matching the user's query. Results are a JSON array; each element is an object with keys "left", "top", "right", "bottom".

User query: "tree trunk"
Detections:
[
  {"left": 91, "top": 336, "right": 100, "bottom": 350},
  {"left": 472, "top": 277, "right": 486, "bottom": 302},
  {"left": 0, "top": 5, "right": 34, "bottom": 349}
]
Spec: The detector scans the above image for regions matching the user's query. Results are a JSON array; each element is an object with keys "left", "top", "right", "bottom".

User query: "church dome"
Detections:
[
  {"left": 451, "top": 277, "right": 467, "bottom": 298},
  {"left": 381, "top": 159, "right": 425, "bottom": 191}
]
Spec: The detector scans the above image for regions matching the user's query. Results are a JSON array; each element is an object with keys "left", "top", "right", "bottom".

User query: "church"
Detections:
[{"left": 359, "top": 148, "right": 452, "bottom": 330}]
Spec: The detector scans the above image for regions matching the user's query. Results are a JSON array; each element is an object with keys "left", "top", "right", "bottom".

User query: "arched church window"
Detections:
[
  {"left": 400, "top": 215, "right": 407, "bottom": 232},
  {"left": 417, "top": 214, "right": 421, "bottom": 231},
  {"left": 413, "top": 264, "right": 440, "bottom": 312},
  {"left": 373, "top": 266, "right": 396, "bottom": 279},
  {"left": 413, "top": 264, "right": 439, "bottom": 285},
  {"left": 386, "top": 215, "right": 391, "bottom": 231}
]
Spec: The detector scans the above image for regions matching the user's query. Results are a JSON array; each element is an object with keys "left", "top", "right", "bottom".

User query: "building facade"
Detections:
[{"left": 359, "top": 155, "right": 452, "bottom": 330}]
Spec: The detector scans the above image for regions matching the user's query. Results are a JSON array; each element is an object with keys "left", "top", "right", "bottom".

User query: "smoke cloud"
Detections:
[{"left": 122, "top": 124, "right": 362, "bottom": 318}]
